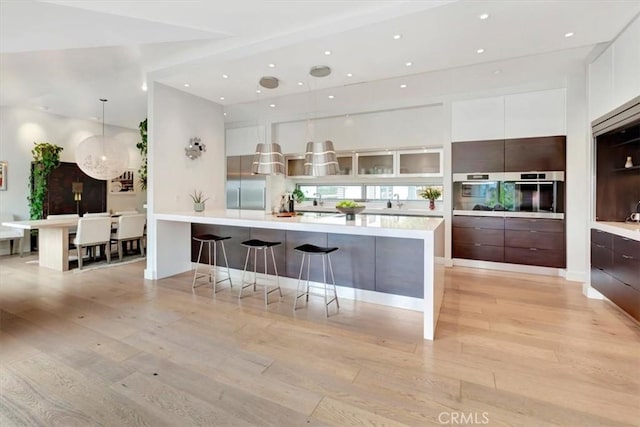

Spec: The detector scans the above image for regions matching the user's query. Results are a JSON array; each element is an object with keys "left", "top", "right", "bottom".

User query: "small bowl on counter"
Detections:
[{"left": 335, "top": 206, "right": 366, "bottom": 220}]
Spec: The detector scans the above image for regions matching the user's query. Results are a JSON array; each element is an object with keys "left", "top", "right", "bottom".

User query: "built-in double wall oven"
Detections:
[{"left": 453, "top": 171, "right": 565, "bottom": 218}]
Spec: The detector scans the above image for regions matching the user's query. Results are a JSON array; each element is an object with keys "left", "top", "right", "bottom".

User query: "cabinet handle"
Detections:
[
  {"left": 621, "top": 254, "right": 634, "bottom": 259},
  {"left": 474, "top": 227, "right": 481, "bottom": 230},
  {"left": 529, "top": 230, "right": 537, "bottom": 233},
  {"left": 622, "top": 238, "right": 630, "bottom": 241},
  {"left": 594, "top": 243, "right": 604, "bottom": 248},
  {"left": 529, "top": 248, "right": 538, "bottom": 251},
  {"left": 474, "top": 243, "right": 481, "bottom": 246}
]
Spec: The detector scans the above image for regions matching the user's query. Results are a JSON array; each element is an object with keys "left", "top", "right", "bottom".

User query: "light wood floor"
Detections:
[{"left": 1, "top": 254, "right": 639, "bottom": 426}]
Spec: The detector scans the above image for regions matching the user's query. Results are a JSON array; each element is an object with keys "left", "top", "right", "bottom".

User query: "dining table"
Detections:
[{"left": 1, "top": 216, "right": 119, "bottom": 272}]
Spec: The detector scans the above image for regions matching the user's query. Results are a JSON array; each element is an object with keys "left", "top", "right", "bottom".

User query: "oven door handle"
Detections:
[{"left": 514, "top": 181, "right": 553, "bottom": 185}]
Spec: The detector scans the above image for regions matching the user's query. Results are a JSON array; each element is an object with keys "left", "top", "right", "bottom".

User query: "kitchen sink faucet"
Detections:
[
  {"left": 315, "top": 193, "right": 324, "bottom": 206},
  {"left": 394, "top": 194, "right": 404, "bottom": 209}
]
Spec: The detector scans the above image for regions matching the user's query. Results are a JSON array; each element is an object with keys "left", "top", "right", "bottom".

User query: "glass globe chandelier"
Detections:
[{"left": 76, "top": 99, "right": 128, "bottom": 180}]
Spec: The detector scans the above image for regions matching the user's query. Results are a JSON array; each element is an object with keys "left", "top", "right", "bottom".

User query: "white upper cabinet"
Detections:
[
  {"left": 589, "top": 48, "right": 614, "bottom": 121},
  {"left": 225, "top": 125, "right": 263, "bottom": 156},
  {"left": 612, "top": 17, "right": 640, "bottom": 109},
  {"left": 589, "top": 16, "right": 640, "bottom": 121},
  {"left": 505, "top": 89, "right": 566, "bottom": 138},
  {"left": 451, "top": 96, "right": 504, "bottom": 142}
]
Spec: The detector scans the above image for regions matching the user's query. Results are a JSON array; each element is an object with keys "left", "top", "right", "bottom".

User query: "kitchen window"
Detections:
[
  {"left": 298, "top": 185, "right": 363, "bottom": 200},
  {"left": 297, "top": 184, "right": 443, "bottom": 201}
]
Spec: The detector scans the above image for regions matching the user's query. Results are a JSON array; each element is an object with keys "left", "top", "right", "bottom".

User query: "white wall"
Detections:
[
  {"left": 145, "top": 83, "right": 225, "bottom": 279},
  {"left": 0, "top": 106, "right": 142, "bottom": 254}
]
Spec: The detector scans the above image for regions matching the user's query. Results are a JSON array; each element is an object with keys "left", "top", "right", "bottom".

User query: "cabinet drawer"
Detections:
[
  {"left": 591, "top": 268, "right": 640, "bottom": 321},
  {"left": 613, "top": 235, "right": 640, "bottom": 257},
  {"left": 591, "top": 229, "right": 613, "bottom": 249},
  {"left": 452, "top": 216, "right": 504, "bottom": 230},
  {"left": 505, "top": 230, "right": 564, "bottom": 251},
  {"left": 453, "top": 227, "right": 504, "bottom": 246},
  {"left": 505, "top": 218, "right": 564, "bottom": 233},
  {"left": 612, "top": 252, "right": 640, "bottom": 290},
  {"left": 591, "top": 243, "right": 613, "bottom": 271},
  {"left": 505, "top": 247, "right": 565, "bottom": 268},
  {"left": 453, "top": 243, "right": 504, "bottom": 262}
]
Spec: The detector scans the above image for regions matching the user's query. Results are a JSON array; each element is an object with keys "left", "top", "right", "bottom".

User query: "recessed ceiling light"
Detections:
[
  {"left": 256, "top": 89, "right": 261, "bottom": 94},
  {"left": 564, "top": 32, "right": 574, "bottom": 38},
  {"left": 223, "top": 112, "right": 227, "bottom": 116},
  {"left": 141, "top": 83, "right": 148, "bottom": 91},
  {"left": 39, "top": 106, "right": 49, "bottom": 111},
  {"left": 219, "top": 97, "right": 225, "bottom": 100},
  {"left": 400, "top": 84, "right": 407, "bottom": 89},
  {"left": 328, "top": 95, "right": 335, "bottom": 99},
  {"left": 476, "top": 48, "right": 485, "bottom": 54},
  {"left": 222, "top": 74, "right": 229, "bottom": 79},
  {"left": 324, "top": 50, "right": 332, "bottom": 56},
  {"left": 493, "top": 69, "right": 502, "bottom": 75},
  {"left": 183, "top": 83, "right": 190, "bottom": 87},
  {"left": 346, "top": 73, "right": 353, "bottom": 77},
  {"left": 405, "top": 61, "right": 413, "bottom": 67},
  {"left": 297, "top": 82, "right": 304, "bottom": 86},
  {"left": 268, "top": 63, "right": 275, "bottom": 68},
  {"left": 269, "top": 104, "right": 276, "bottom": 108},
  {"left": 393, "top": 34, "right": 402, "bottom": 40},
  {"left": 479, "top": 13, "right": 489, "bottom": 20}
]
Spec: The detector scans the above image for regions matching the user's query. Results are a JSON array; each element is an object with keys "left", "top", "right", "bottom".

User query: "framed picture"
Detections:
[
  {"left": 110, "top": 169, "right": 135, "bottom": 194},
  {"left": 0, "top": 161, "right": 6, "bottom": 191}
]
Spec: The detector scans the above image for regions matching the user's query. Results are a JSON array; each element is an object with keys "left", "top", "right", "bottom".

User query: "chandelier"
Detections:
[{"left": 76, "top": 99, "right": 128, "bottom": 180}]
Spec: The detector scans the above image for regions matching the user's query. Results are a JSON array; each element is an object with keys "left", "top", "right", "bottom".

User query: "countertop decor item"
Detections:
[
  {"left": 190, "top": 190, "right": 209, "bottom": 212},
  {"left": 419, "top": 186, "right": 443, "bottom": 210},
  {"left": 625, "top": 156, "right": 633, "bottom": 168},
  {"left": 292, "top": 188, "right": 305, "bottom": 203},
  {"left": 335, "top": 200, "right": 365, "bottom": 220},
  {"left": 76, "top": 99, "right": 128, "bottom": 180}
]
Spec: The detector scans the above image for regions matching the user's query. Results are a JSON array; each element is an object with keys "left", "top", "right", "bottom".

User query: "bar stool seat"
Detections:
[
  {"left": 192, "top": 234, "right": 232, "bottom": 293},
  {"left": 239, "top": 239, "right": 282, "bottom": 306},
  {"left": 293, "top": 244, "right": 339, "bottom": 317}
]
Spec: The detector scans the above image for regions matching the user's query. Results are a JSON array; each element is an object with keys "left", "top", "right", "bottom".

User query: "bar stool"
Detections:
[
  {"left": 192, "top": 234, "right": 232, "bottom": 293},
  {"left": 293, "top": 244, "right": 339, "bottom": 317},
  {"left": 239, "top": 239, "right": 282, "bottom": 307}
]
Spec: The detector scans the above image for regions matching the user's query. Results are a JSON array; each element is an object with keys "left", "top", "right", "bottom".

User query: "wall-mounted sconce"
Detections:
[{"left": 185, "top": 137, "right": 206, "bottom": 159}]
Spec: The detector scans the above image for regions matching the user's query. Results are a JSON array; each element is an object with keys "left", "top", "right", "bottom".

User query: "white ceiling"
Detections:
[{"left": 1, "top": 0, "right": 639, "bottom": 129}]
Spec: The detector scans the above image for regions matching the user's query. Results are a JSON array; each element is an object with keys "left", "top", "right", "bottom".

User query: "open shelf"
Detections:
[
  {"left": 612, "top": 136, "right": 640, "bottom": 148},
  {"left": 613, "top": 165, "right": 640, "bottom": 172}
]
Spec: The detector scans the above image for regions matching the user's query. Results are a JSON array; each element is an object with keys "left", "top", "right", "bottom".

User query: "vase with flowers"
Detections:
[{"left": 419, "top": 186, "right": 442, "bottom": 210}]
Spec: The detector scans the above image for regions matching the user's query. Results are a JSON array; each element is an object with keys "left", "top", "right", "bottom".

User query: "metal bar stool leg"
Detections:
[
  {"left": 192, "top": 240, "right": 205, "bottom": 288},
  {"left": 221, "top": 241, "right": 232, "bottom": 288},
  {"left": 270, "top": 247, "right": 282, "bottom": 298},
  {"left": 294, "top": 253, "right": 306, "bottom": 311},
  {"left": 322, "top": 255, "right": 328, "bottom": 317},
  {"left": 328, "top": 254, "right": 339, "bottom": 309},
  {"left": 239, "top": 247, "right": 251, "bottom": 299},
  {"left": 208, "top": 241, "right": 213, "bottom": 283}
]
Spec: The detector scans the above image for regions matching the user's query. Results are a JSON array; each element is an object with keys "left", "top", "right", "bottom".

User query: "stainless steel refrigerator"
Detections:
[{"left": 226, "top": 155, "right": 266, "bottom": 210}]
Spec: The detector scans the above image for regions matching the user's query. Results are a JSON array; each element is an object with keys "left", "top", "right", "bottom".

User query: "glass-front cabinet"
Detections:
[
  {"left": 356, "top": 151, "right": 395, "bottom": 176},
  {"left": 337, "top": 155, "right": 354, "bottom": 176},
  {"left": 287, "top": 154, "right": 354, "bottom": 177},
  {"left": 397, "top": 149, "right": 442, "bottom": 177}
]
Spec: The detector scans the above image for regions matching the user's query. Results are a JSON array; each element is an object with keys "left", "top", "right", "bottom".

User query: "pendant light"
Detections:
[
  {"left": 303, "top": 65, "right": 338, "bottom": 176},
  {"left": 76, "top": 99, "right": 128, "bottom": 180},
  {"left": 251, "top": 79, "right": 284, "bottom": 175}
]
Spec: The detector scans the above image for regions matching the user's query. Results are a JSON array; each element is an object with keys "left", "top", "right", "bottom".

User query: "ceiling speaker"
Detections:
[
  {"left": 259, "top": 76, "right": 279, "bottom": 89},
  {"left": 309, "top": 65, "right": 332, "bottom": 78}
]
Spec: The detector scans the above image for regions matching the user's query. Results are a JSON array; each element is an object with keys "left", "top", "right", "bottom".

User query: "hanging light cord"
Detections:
[{"left": 100, "top": 98, "right": 107, "bottom": 137}]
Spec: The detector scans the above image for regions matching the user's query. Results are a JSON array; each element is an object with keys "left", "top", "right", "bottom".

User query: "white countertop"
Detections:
[
  {"left": 297, "top": 205, "right": 444, "bottom": 217},
  {"left": 592, "top": 221, "right": 640, "bottom": 241},
  {"left": 154, "top": 209, "right": 444, "bottom": 239}
]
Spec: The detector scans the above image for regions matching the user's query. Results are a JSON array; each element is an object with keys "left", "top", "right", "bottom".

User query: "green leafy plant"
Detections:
[
  {"left": 28, "top": 142, "right": 63, "bottom": 219},
  {"left": 419, "top": 186, "right": 442, "bottom": 201},
  {"left": 136, "top": 118, "right": 147, "bottom": 190},
  {"left": 190, "top": 190, "right": 209, "bottom": 204},
  {"left": 292, "top": 188, "right": 305, "bottom": 203}
]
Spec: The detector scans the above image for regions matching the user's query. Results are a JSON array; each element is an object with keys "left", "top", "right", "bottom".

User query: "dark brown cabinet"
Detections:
[
  {"left": 452, "top": 216, "right": 504, "bottom": 262},
  {"left": 504, "top": 218, "right": 565, "bottom": 268},
  {"left": 590, "top": 228, "right": 640, "bottom": 321},
  {"left": 504, "top": 136, "right": 566, "bottom": 172},
  {"left": 452, "top": 140, "right": 504, "bottom": 173}
]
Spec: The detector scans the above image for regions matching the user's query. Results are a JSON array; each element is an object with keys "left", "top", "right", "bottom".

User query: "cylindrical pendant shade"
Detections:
[
  {"left": 252, "top": 143, "right": 285, "bottom": 175},
  {"left": 76, "top": 135, "right": 129, "bottom": 180},
  {"left": 304, "top": 140, "right": 338, "bottom": 176}
]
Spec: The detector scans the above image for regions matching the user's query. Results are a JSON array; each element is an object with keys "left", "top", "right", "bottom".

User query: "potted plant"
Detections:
[
  {"left": 292, "top": 188, "right": 305, "bottom": 204},
  {"left": 190, "top": 190, "right": 209, "bottom": 212},
  {"left": 28, "top": 142, "right": 64, "bottom": 219},
  {"left": 136, "top": 118, "right": 147, "bottom": 190},
  {"left": 419, "top": 186, "right": 442, "bottom": 210}
]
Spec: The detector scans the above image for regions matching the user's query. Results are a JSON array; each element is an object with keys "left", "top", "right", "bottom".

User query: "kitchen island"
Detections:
[{"left": 147, "top": 210, "right": 444, "bottom": 340}]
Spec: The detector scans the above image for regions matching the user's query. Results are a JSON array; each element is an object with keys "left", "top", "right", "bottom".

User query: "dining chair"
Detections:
[
  {"left": 73, "top": 217, "right": 112, "bottom": 270},
  {"left": 114, "top": 210, "right": 139, "bottom": 215},
  {"left": 0, "top": 213, "right": 25, "bottom": 256},
  {"left": 111, "top": 214, "right": 146, "bottom": 261},
  {"left": 83, "top": 212, "right": 110, "bottom": 217}
]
